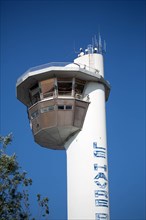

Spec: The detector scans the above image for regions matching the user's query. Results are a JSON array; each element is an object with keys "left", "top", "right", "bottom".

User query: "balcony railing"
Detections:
[
  {"left": 25, "top": 62, "right": 71, "bottom": 74},
  {"left": 17, "top": 61, "right": 100, "bottom": 86},
  {"left": 17, "top": 62, "right": 72, "bottom": 84}
]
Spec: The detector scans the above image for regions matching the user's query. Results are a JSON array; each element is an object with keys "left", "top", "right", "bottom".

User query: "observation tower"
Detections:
[{"left": 16, "top": 35, "right": 110, "bottom": 220}]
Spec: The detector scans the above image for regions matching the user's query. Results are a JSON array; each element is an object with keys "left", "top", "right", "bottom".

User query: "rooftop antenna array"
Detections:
[
  {"left": 91, "top": 32, "right": 106, "bottom": 54},
  {"left": 77, "top": 32, "right": 106, "bottom": 57}
]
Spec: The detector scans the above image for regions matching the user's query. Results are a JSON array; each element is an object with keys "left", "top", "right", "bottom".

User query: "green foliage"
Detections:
[{"left": 0, "top": 134, "right": 49, "bottom": 220}]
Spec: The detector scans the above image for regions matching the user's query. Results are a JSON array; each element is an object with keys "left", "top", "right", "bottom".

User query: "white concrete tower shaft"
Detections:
[{"left": 65, "top": 52, "right": 110, "bottom": 220}]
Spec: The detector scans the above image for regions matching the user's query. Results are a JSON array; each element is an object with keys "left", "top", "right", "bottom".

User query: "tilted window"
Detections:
[
  {"left": 57, "top": 78, "right": 72, "bottom": 96},
  {"left": 75, "top": 79, "right": 86, "bottom": 98},
  {"left": 40, "top": 78, "right": 55, "bottom": 99},
  {"left": 29, "top": 83, "right": 40, "bottom": 105}
]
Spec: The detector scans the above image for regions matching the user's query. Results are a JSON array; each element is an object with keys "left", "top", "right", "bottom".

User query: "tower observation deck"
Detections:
[{"left": 16, "top": 36, "right": 111, "bottom": 220}]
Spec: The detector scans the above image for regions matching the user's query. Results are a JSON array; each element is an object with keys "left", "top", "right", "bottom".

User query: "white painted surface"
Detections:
[
  {"left": 74, "top": 53, "right": 104, "bottom": 77},
  {"left": 65, "top": 54, "right": 109, "bottom": 220}
]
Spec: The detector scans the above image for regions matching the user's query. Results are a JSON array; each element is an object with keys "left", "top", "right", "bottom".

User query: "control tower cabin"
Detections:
[{"left": 16, "top": 35, "right": 110, "bottom": 220}]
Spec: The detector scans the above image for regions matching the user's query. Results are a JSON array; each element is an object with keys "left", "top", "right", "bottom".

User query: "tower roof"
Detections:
[{"left": 16, "top": 62, "right": 110, "bottom": 106}]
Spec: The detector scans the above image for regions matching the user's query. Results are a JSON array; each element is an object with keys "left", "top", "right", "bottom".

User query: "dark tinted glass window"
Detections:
[
  {"left": 66, "top": 105, "right": 73, "bottom": 110},
  {"left": 58, "top": 105, "right": 65, "bottom": 110}
]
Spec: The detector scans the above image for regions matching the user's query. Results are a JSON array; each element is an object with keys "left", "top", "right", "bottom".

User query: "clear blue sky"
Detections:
[{"left": 0, "top": 1, "right": 145, "bottom": 219}]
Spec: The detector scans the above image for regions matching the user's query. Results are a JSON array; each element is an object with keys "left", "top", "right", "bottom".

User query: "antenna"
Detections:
[
  {"left": 73, "top": 41, "right": 80, "bottom": 54},
  {"left": 92, "top": 37, "right": 94, "bottom": 47},
  {"left": 103, "top": 40, "right": 106, "bottom": 53},
  {"left": 98, "top": 32, "right": 102, "bottom": 53},
  {"left": 94, "top": 35, "right": 98, "bottom": 47},
  {"left": 92, "top": 31, "right": 106, "bottom": 55}
]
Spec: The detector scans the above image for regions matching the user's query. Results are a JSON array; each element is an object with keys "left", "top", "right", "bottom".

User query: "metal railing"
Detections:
[
  {"left": 25, "top": 62, "right": 71, "bottom": 73},
  {"left": 41, "top": 92, "right": 55, "bottom": 99},
  {"left": 17, "top": 62, "right": 72, "bottom": 84},
  {"left": 74, "top": 62, "right": 99, "bottom": 74},
  {"left": 17, "top": 61, "right": 100, "bottom": 85}
]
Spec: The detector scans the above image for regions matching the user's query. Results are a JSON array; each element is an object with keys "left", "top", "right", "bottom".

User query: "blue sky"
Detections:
[{"left": 0, "top": 1, "right": 145, "bottom": 219}]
